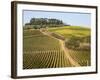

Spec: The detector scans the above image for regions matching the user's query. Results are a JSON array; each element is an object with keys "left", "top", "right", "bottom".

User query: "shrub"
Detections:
[
  {"left": 65, "top": 36, "right": 90, "bottom": 50},
  {"left": 26, "top": 27, "right": 32, "bottom": 30},
  {"left": 65, "top": 40, "right": 79, "bottom": 49},
  {"left": 65, "top": 37, "right": 80, "bottom": 49},
  {"left": 34, "top": 25, "right": 41, "bottom": 29}
]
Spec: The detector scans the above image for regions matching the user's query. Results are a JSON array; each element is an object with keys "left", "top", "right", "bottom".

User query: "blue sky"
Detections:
[{"left": 23, "top": 10, "right": 91, "bottom": 27}]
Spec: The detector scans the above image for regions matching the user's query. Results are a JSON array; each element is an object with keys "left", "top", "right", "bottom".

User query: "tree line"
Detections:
[{"left": 25, "top": 18, "right": 70, "bottom": 29}]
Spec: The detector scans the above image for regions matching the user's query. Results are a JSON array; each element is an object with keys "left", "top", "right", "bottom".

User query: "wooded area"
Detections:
[{"left": 25, "top": 18, "right": 70, "bottom": 29}]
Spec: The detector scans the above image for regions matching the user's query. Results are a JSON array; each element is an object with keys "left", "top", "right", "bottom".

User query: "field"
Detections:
[
  {"left": 48, "top": 26, "right": 90, "bottom": 38},
  {"left": 23, "top": 29, "right": 72, "bottom": 69},
  {"left": 68, "top": 50, "right": 90, "bottom": 66},
  {"left": 48, "top": 26, "right": 91, "bottom": 66},
  {"left": 23, "top": 30, "right": 60, "bottom": 51},
  {"left": 23, "top": 26, "right": 91, "bottom": 69}
]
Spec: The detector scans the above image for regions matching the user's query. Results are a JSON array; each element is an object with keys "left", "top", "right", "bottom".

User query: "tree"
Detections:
[{"left": 25, "top": 18, "right": 68, "bottom": 29}]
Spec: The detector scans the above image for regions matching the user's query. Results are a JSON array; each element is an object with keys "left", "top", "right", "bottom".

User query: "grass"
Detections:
[{"left": 48, "top": 26, "right": 90, "bottom": 38}]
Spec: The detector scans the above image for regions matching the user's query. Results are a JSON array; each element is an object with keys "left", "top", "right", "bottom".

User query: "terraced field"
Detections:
[{"left": 23, "top": 29, "right": 72, "bottom": 69}]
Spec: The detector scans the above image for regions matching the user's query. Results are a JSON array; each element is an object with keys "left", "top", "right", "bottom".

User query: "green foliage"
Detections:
[
  {"left": 25, "top": 18, "right": 66, "bottom": 29},
  {"left": 65, "top": 37, "right": 80, "bottom": 49},
  {"left": 26, "top": 26, "right": 32, "bottom": 30},
  {"left": 65, "top": 36, "right": 90, "bottom": 50},
  {"left": 34, "top": 25, "right": 41, "bottom": 29},
  {"left": 29, "top": 18, "right": 64, "bottom": 25}
]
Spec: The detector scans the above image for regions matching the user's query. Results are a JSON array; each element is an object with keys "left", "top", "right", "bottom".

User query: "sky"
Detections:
[{"left": 23, "top": 10, "right": 91, "bottom": 27}]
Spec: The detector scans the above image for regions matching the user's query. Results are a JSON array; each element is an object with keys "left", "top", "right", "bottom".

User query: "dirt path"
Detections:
[
  {"left": 59, "top": 40, "right": 80, "bottom": 67},
  {"left": 40, "top": 29, "right": 80, "bottom": 67}
]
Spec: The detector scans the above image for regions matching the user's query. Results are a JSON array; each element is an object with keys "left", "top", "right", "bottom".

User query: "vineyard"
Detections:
[
  {"left": 23, "top": 26, "right": 91, "bottom": 69},
  {"left": 23, "top": 50, "right": 72, "bottom": 69},
  {"left": 68, "top": 50, "right": 91, "bottom": 66},
  {"left": 23, "top": 29, "right": 72, "bottom": 69},
  {"left": 48, "top": 26, "right": 91, "bottom": 66},
  {"left": 23, "top": 30, "right": 61, "bottom": 51}
]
